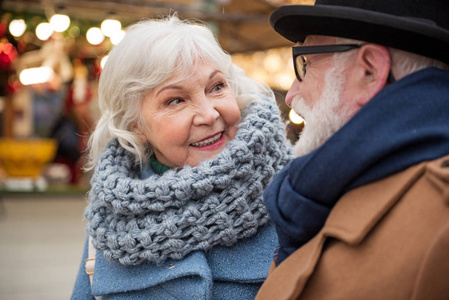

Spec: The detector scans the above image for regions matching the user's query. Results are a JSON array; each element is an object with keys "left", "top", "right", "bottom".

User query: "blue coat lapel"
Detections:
[
  {"left": 88, "top": 223, "right": 277, "bottom": 298},
  {"left": 93, "top": 251, "right": 212, "bottom": 298}
]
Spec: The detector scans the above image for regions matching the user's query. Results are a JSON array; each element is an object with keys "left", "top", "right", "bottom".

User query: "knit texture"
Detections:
[{"left": 85, "top": 96, "right": 293, "bottom": 265}]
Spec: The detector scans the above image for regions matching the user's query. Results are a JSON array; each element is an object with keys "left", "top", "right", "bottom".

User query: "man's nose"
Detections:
[{"left": 285, "top": 79, "right": 300, "bottom": 107}]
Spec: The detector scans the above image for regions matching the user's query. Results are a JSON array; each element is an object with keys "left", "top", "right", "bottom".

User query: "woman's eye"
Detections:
[
  {"left": 211, "top": 82, "right": 226, "bottom": 92},
  {"left": 167, "top": 98, "right": 183, "bottom": 106}
]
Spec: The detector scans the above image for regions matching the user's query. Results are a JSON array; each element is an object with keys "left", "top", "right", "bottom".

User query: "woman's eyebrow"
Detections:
[
  {"left": 156, "top": 84, "right": 182, "bottom": 97},
  {"left": 156, "top": 69, "right": 224, "bottom": 96}
]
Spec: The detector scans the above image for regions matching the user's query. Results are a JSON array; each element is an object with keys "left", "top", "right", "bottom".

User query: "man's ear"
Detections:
[{"left": 353, "top": 44, "right": 391, "bottom": 106}]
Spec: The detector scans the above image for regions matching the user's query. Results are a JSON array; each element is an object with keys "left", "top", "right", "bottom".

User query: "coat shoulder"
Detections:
[{"left": 256, "top": 155, "right": 449, "bottom": 300}]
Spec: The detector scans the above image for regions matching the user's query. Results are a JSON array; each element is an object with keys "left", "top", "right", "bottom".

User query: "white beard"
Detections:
[{"left": 291, "top": 60, "right": 351, "bottom": 157}]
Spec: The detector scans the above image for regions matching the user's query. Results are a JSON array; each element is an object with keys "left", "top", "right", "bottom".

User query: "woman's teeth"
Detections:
[{"left": 191, "top": 132, "right": 223, "bottom": 147}]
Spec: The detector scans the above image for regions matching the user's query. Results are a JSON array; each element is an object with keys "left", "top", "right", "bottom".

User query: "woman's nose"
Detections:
[{"left": 193, "top": 98, "right": 220, "bottom": 126}]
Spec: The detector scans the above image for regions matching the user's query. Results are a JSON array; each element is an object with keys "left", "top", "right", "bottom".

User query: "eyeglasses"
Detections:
[{"left": 292, "top": 44, "right": 363, "bottom": 82}]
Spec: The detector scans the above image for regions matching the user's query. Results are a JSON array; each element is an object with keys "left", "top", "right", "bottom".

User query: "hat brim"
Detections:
[{"left": 270, "top": 5, "right": 449, "bottom": 64}]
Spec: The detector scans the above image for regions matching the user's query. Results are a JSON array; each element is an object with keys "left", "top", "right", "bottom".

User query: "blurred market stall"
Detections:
[{"left": 0, "top": 0, "right": 312, "bottom": 190}]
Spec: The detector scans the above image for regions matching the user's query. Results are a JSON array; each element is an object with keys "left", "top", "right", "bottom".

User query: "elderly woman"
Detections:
[{"left": 71, "top": 15, "right": 293, "bottom": 299}]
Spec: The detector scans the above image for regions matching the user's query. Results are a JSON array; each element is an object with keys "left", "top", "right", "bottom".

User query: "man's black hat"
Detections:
[{"left": 270, "top": 0, "right": 449, "bottom": 64}]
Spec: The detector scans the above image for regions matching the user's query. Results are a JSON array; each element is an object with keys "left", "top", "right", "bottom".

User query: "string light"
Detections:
[
  {"left": 35, "top": 22, "right": 53, "bottom": 41},
  {"left": 110, "top": 29, "right": 125, "bottom": 45},
  {"left": 9, "top": 19, "right": 27, "bottom": 37},
  {"left": 19, "top": 66, "right": 54, "bottom": 85},
  {"left": 101, "top": 18, "right": 121, "bottom": 37},
  {"left": 289, "top": 109, "right": 305, "bottom": 125},
  {"left": 6, "top": 13, "right": 298, "bottom": 93},
  {"left": 100, "top": 55, "right": 109, "bottom": 69},
  {"left": 50, "top": 14, "right": 71, "bottom": 32},
  {"left": 86, "top": 27, "right": 104, "bottom": 45}
]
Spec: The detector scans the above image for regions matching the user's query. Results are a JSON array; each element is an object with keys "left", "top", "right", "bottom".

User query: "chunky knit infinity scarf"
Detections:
[{"left": 85, "top": 96, "right": 293, "bottom": 265}]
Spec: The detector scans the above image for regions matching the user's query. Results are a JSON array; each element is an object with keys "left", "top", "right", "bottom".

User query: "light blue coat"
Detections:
[
  {"left": 72, "top": 162, "right": 278, "bottom": 299},
  {"left": 71, "top": 218, "right": 277, "bottom": 299}
]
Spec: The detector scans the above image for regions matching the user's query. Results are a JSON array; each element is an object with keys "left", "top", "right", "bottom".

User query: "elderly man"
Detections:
[{"left": 257, "top": 1, "right": 449, "bottom": 299}]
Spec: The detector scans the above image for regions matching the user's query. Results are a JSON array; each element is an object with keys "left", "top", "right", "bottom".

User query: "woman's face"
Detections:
[{"left": 139, "top": 61, "right": 241, "bottom": 168}]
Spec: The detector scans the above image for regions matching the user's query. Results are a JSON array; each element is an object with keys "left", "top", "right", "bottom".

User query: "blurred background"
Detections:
[{"left": 0, "top": 0, "right": 311, "bottom": 299}]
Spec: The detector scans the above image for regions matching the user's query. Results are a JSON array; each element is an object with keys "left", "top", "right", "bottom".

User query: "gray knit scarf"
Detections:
[{"left": 85, "top": 96, "right": 293, "bottom": 265}]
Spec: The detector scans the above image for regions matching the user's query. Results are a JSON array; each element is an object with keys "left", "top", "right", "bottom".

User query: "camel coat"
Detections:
[{"left": 256, "top": 155, "right": 449, "bottom": 300}]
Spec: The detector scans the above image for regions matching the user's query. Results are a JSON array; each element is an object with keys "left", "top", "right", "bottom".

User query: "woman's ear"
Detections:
[
  {"left": 132, "top": 124, "right": 148, "bottom": 143},
  {"left": 353, "top": 44, "right": 392, "bottom": 106}
]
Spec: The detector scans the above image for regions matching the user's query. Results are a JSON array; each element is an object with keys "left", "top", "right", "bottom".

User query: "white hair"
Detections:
[
  {"left": 85, "top": 15, "right": 273, "bottom": 170},
  {"left": 389, "top": 48, "right": 449, "bottom": 79},
  {"left": 335, "top": 37, "right": 449, "bottom": 80}
]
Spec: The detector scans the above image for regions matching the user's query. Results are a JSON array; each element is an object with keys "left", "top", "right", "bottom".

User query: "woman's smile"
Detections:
[{"left": 190, "top": 131, "right": 225, "bottom": 150}]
